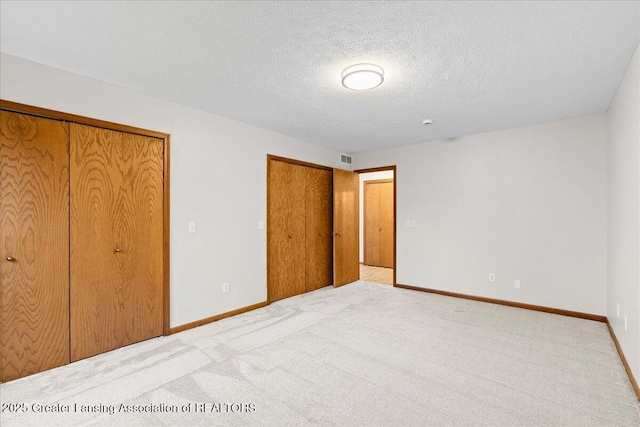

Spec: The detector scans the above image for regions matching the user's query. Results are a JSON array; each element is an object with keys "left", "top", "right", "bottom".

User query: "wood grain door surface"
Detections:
[
  {"left": 305, "top": 167, "right": 333, "bottom": 291},
  {"left": 364, "top": 181, "right": 381, "bottom": 266},
  {"left": 0, "top": 111, "right": 70, "bottom": 382},
  {"left": 333, "top": 168, "right": 359, "bottom": 287},
  {"left": 267, "top": 159, "right": 306, "bottom": 301},
  {"left": 70, "top": 123, "right": 164, "bottom": 361},
  {"left": 364, "top": 180, "right": 394, "bottom": 268},
  {"left": 378, "top": 181, "right": 394, "bottom": 268}
]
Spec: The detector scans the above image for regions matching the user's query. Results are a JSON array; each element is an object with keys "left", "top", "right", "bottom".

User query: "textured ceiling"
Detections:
[{"left": 1, "top": 1, "right": 639, "bottom": 153}]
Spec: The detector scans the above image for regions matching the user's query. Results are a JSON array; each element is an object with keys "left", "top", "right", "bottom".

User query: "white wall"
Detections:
[
  {"left": 0, "top": 53, "right": 347, "bottom": 328},
  {"left": 607, "top": 43, "right": 640, "bottom": 381},
  {"left": 354, "top": 114, "right": 608, "bottom": 315},
  {"left": 359, "top": 171, "right": 394, "bottom": 263}
]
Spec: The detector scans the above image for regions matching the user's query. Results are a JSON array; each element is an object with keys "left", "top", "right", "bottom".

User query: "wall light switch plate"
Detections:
[
  {"left": 188, "top": 221, "right": 197, "bottom": 233},
  {"left": 411, "top": 219, "right": 417, "bottom": 227},
  {"left": 223, "top": 283, "right": 230, "bottom": 294},
  {"left": 405, "top": 219, "right": 411, "bottom": 227},
  {"left": 258, "top": 220, "right": 264, "bottom": 230},
  {"left": 514, "top": 279, "right": 521, "bottom": 289},
  {"left": 624, "top": 314, "right": 628, "bottom": 331}
]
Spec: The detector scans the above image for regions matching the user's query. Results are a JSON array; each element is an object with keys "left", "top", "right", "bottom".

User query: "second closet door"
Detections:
[
  {"left": 268, "top": 160, "right": 306, "bottom": 301},
  {"left": 304, "top": 167, "right": 332, "bottom": 292},
  {"left": 70, "top": 124, "right": 164, "bottom": 361}
]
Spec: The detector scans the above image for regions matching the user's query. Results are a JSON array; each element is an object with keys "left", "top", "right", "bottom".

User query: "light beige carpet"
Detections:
[{"left": 1, "top": 281, "right": 639, "bottom": 426}]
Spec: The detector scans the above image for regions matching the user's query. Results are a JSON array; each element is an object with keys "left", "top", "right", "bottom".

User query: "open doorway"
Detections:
[{"left": 355, "top": 167, "right": 396, "bottom": 285}]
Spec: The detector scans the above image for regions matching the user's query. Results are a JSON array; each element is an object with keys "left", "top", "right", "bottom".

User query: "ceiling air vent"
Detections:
[{"left": 340, "top": 154, "right": 352, "bottom": 165}]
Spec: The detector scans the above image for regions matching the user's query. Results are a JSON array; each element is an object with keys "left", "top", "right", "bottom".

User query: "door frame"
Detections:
[
  {"left": 266, "top": 154, "right": 333, "bottom": 302},
  {"left": 354, "top": 166, "right": 397, "bottom": 286},
  {"left": 0, "top": 100, "right": 172, "bottom": 336}
]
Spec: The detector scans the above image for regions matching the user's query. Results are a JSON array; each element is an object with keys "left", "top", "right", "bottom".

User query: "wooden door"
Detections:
[
  {"left": 333, "top": 168, "right": 359, "bottom": 287},
  {"left": 364, "top": 181, "right": 381, "bottom": 266},
  {"left": 267, "top": 159, "right": 306, "bottom": 301},
  {"left": 305, "top": 167, "right": 333, "bottom": 291},
  {"left": 1, "top": 111, "right": 70, "bottom": 382},
  {"left": 70, "top": 124, "right": 164, "bottom": 361},
  {"left": 364, "top": 179, "right": 394, "bottom": 268},
  {"left": 378, "top": 181, "right": 394, "bottom": 268}
]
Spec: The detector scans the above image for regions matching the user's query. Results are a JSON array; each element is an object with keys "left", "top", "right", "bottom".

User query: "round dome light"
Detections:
[{"left": 341, "top": 63, "right": 384, "bottom": 91}]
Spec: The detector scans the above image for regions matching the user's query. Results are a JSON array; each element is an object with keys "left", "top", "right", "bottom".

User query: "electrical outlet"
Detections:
[
  {"left": 223, "top": 282, "right": 230, "bottom": 294},
  {"left": 258, "top": 220, "right": 264, "bottom": 230},
  {"left": 188, "top": 221, "right": 197, "bottom": 233},
  {"left": 624, "top": 314, "right": 628, "bottom": 331},
  {"left": 617, "top": 302, "right": 620, "bottom": 318},
  {"left": 488, "top": 273, "right": 495, "bottom": 283},
  {"left": 411, "top": 219, "right": 417, "bottom": 227},
  {"left": 514, "top": 279, "right": 521, "bottom": 289}
]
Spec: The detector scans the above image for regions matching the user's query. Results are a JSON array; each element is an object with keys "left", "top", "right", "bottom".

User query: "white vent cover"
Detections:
[{"left": 340, "top": 154, "right": 352, "bottom": 165}]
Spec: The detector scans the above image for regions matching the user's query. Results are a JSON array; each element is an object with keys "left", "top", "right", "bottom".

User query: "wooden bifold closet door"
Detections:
[
  {"left": 268, "top": 160, "right": 306, "bottom": 301},
  {"left": 1, "top": 103, "right": 168, "bottom": 381},
  {"left": 70, "top": 123, "right": 164, "bottom": 362},
  {"left": 304, "top": 167, "right": 333, "bottom": 292},
  {"left": 1, "top": 111, "right": 70, "bottom": 382},
  {"left": 267, "top": 158, "right": 333, "bottom": 302}
]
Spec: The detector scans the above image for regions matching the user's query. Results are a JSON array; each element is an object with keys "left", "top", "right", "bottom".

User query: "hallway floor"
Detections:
[{"left": 360, "top": 264, "right": 393, "bottom": 285}]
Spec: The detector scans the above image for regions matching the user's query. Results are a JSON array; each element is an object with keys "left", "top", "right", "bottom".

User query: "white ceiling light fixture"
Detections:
[{"left": 341, "top": 63, "right": 384, "bottom": 91}]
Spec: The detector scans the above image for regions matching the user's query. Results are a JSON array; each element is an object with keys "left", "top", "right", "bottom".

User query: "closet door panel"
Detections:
[
  {"left": 0, "top": 111, "right": 69, "bottom": 382},
  {"left": 70, "top": 124, "right": 163, "bottom": 361},
  {"left": 379, "top": 181, "right": 394, "bottom": 268},
  {"left": 305, "top": 167, "right": 332, "bottom": 292},
  {"left": 268, "top": 160, "right": 305, "bottom": 301},
  {"left": 127, "top": 132, "right": 164, "bottom": 343},
  {"left": 70, "top": 124, "right": 119, "bottom": 361},
  {"left": 364, "top": 182, "right": 381, "bottom": 266}
]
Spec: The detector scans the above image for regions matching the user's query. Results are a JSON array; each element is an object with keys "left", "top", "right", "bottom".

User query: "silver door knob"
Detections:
[{"left": 6, "top": 256, "right": 14, "bottom": 262}]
